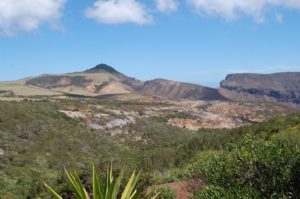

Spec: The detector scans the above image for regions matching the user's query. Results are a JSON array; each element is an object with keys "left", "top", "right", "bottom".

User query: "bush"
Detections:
[
  {"left": 155, "top": 187, "right": 176, "bottom": 199},
  {"left": 191, "top": 185, "right": 261, "bottom": 199},
  {"left": 192, "top": 134, "right": 300, "bottom": 198},
  {"left": 184, "top": 151, "right": 219, "bottom": 178}
]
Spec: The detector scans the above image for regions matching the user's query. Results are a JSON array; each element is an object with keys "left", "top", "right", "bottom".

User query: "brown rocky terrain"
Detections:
[
  {"left": 165, "top": 100, "right": 291, "bottom": 130},
  {"left": 123, "top": 78, "right": 225, "bottom": 100},
  {"left": 219, "top": 72, "right": 300, "bottom": 108},
  {"left": 23, "top": 64, "right": 225, "bottom": 101},
  {"left": 158, "top": 179, "right": 205, "bottom": 199},
  {"left": 58, "top": 99, "right": 293, "bottom": 131}
]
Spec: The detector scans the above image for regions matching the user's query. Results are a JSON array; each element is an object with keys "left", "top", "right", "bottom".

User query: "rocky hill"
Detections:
[
  {"left": 1, "top": 65, "right": 300, "bottom": 107},
  {"left": 123, "top": 78, "right": 225, "bottom": 100},
  {"left": 219, "top": 72, "right": 300, "bottom": 108},
  {"left": 84, "top": 64, "right": 123, "bottom": 75},
  {"left": 19, "top": 64, "right": 224, "bottom": 101}
]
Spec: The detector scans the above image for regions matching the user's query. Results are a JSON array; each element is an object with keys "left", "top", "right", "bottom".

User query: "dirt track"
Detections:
[{"left": 159, "top": 179, "right": 205, "bottom": 199}]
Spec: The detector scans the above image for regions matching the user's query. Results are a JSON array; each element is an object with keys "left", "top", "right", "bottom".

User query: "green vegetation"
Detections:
[
  {"left": 191, "top": 185, "right": 260, "bottom": 199},
  {"left": 154, "top": 187, "right": 176, "bottom": 199},
  {"left": 0, "top": 100, "right": 197, "bottom": 197},
  {"left": 0, "top": 99, "right": 299, "bottom": 198},
  {"left": 187, "top": 126, "right": 300, "bottom": 198},
  {"left": 45, "top": 165, "right": 159, "bottom": 199},
  {"left": 26, "top": 75, "right": 90, "bottom": 88},
  {"left": 0, "top": 101, "right": 139, "bottom": 198}
]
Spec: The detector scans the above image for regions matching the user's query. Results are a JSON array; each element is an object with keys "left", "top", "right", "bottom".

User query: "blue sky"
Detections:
[{"left": 0, "top": 0, "right": 300, "bottom": 87}]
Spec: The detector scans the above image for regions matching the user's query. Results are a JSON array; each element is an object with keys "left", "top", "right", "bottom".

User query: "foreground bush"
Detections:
[
  {"left": 191, "top": 134, "right": 300, "bottom": 198},
  {"left": 154, "top": 187, "right": 176, "bottom": 199},
  {"left": 191, "top": 185, "right": 260, "bottom": 199},
  {"left": 45, "top": 165, "right": 159, "bottom": 199}
]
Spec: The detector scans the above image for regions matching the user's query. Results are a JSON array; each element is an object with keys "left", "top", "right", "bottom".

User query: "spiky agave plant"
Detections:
[{"left": 45, "top": 165, "right": 159, "bottom": 199}]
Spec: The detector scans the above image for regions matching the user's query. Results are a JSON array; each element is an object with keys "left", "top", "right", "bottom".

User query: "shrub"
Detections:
[
  {"left": 184, "top": 151, "right": 219, "bottom": 178},
  {"left": 192, "top": 134, "right": 300, "bottom": 198},
  {"left": 154, "top": 187, "right": 176, "bottom": 199},
  {"left": 191, "top": 185, "right": 260, "bottom": 199},
  {"left": 45, "top": 165, "right": 160, "bottom": 199}
]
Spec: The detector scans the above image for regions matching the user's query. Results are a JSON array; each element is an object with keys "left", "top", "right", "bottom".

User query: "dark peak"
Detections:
[
  {"left": 85, "top": 64, "right": 121, "bottom": 74},
  {"left": 151, "top": 78, "right": 170, "bottom": 82},
  {"left": 149, "top": 78, "right": 180, "bottom": 83}
]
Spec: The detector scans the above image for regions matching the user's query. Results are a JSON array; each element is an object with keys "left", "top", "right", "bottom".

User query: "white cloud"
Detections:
[
  {"left": 0, "top": 0, "right": 67, "bottom": 35},
  {"left": 85, "top": 0, "right": 153, "bottom": 25},
  {"left": 275, "top": 13, "right": 283, "bottom": 23},
  {"left": 156, "top": 0, "right": 178, "bottom": 13},
  {"left": 188, "top": 0, "right": 300, "bottom": 22}
]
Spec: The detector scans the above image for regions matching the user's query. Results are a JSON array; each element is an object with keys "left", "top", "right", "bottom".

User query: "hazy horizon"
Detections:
[{"left": 1, "top": 63, "right": 300, "bottom": 88}]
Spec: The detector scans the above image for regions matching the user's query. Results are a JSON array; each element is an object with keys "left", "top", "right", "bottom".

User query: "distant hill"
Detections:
[
  {"left": 219, "top": 72, "right": 300, "bottom": 108},
  {"left": 123, "top": 78, "right": 225, "bottom": 100},
  {"left": 1, "top": 65, "right": 300, "bottom": 106},
  {"left": 6, "top": 64, "right": 224, "bottom": 101}
]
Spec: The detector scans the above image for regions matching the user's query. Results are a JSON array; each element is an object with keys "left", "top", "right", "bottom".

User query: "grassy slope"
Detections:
[
  {"left": 0, "top": 79, "right": 61, "bottom": 96},
  {"left": 0, "top": 101, "right": 138, "bottom": 198},
  {"left": 0, "top": 100, "right": 197, "bottom": 198},
  {"left": 51, "top": 72, "right": 117, "bottom": 96},
  {"left": 0, "top": 72, "right": 116, "bottom": 97}
]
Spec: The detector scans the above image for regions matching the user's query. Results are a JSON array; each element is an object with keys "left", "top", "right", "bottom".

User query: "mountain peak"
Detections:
[{"left": 85, "top": 64, "right": 121, "bottom": 74}]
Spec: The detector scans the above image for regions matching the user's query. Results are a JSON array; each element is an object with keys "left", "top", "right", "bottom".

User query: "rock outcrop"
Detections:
[{"left": 219, "top": 72, "right": 300, "bottom": 108}]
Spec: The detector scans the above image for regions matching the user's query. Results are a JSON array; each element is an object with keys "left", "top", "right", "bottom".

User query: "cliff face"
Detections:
[{"left": 219, "top": 72, "right": 300, "bottom": 107}]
